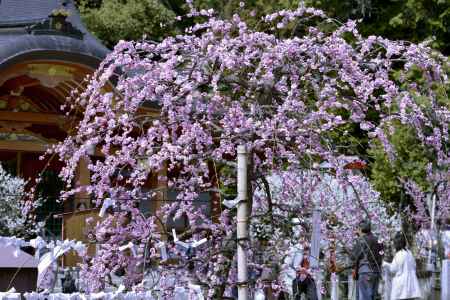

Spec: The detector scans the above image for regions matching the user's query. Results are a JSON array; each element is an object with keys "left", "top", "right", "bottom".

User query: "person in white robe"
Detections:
[{"left": 383, "top": 233, "right": 422, "bottom": 300}]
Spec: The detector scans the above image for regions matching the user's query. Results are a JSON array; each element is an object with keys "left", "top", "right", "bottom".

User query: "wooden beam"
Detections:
[
  {"left": 0, "top": 140, "right": 49, "bottom": 152},
  {"left": 0, "top": 111, "right": 66, "bottom": 125},
  {"left": 0, "top": 140, "right": 107, "bottom": 158},
  {"left": 0, "top": 110, "right": 159, "bottom": 127}
]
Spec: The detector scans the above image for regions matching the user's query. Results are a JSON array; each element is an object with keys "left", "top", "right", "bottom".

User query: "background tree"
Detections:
[
  {"left": 305, "top": 0, "right": 449, "bottom": 54},
  {"left": 76, "top": 0, "right": 177, "bottom": 48},
  {"left": 77, "top": 0, "right": 449, "bottom": 54},
  {"left": 368, "top": 125, "right": 430, "bottom": 208},
  {"left": 0, "top": 165, "right": 43, "bottom": 239}
]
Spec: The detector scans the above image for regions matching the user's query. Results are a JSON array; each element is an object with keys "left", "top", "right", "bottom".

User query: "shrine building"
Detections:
[
  {"left": 0, "top": 0, "right": 109, "bottom": 239},
  {"left": 0, "top": 1, "right": 216, "bottom": 264}
]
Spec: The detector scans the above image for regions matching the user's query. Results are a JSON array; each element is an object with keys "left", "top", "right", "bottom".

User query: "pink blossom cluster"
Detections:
[{"left": 48, "top": 3, "right": 448, "bottom": 296}]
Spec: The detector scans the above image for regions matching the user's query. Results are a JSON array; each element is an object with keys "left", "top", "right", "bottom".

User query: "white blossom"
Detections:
[{"left": 0, "top": 165, "right": 43, "bottom": 238}]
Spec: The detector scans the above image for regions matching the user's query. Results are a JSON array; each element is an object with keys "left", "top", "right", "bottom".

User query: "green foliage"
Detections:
[
  {"left": 383, "top": 0, "right": 449, "bottom": 53},
  {"left": 77, "top": 0, "right": 448, "bottom": 54},
  {"left": 193, "top": 0, "right": 298, "bottom": 18},
  {"left": 368, "top": 124, "right": 432, "bottom": 207},
  {"left": 77, "top": 0, "right": 176, "bottom": 48},
  {"left": 306, "top": 0, "right": 449, "bottom": 54}
]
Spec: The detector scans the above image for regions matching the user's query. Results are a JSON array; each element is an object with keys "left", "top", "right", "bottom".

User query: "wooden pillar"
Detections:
[
  {"left": 16, "top": 151, "right": 22, "bottom": 176},
  {"left": 74, "top": 158, "right": 90, "bottom": 210}
]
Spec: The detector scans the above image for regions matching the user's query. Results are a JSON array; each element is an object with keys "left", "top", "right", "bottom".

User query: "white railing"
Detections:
[{"left": 0, "top": 292, "right": 157, "bottom": 300}]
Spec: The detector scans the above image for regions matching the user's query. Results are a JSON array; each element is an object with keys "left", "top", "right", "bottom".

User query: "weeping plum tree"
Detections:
[{"left": 49, "top": 3, "right": 448, "bottom": 296}]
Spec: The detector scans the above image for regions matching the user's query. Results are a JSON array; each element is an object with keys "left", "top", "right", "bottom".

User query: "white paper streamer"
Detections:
[
  {"left": 99, "top": 198, "right": 114, "bottom": 218},
  {"left": 172, "top": 229, "right": 207, "bottom": 252},
  {"left": 37, "top": 243, "right": 72, "bottom": 286},
  {"left": 30, "top": 236, "right": 46, "bottom": 259},
  {"left": 222, "top": 197, "right": 239, "bottom": 209},
  {"left": 254, "top": 290, "right": 265, "bottom": 300},
  {"left": 0, "top": 292, "right": 21, "bottom": 300},
  {"left": 158, "top": 242, "right": 168, "bottom": 260},
  {"left": 119, "top": 242, "right": 138, "bottom": 257},
  {"left": 188, "top": 283, "right": 204, "bottom": 300}
]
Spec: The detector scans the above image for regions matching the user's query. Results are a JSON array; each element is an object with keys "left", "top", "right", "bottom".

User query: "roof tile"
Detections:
[
  {"left": 0, "top": 0, "right": 109, "bottom": 70},
  {"left": 0, "top": 0, "right": 62, "bottom": 26}
]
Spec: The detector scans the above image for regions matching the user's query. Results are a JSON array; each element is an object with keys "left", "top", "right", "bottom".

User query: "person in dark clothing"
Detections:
[
  {"left": 292, "top": 247, "right": 318, "bottom": 300},
  {"left": 351, "top": 220, "right": 384, "bottom": 300},
  {"left": 61, "top": 269, "right": 77, "bottom": 293}
]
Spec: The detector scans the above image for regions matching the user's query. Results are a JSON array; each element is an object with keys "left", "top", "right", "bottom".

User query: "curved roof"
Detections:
[{"left": 0, "top": 0, "right": 109, "bottom": 71}]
